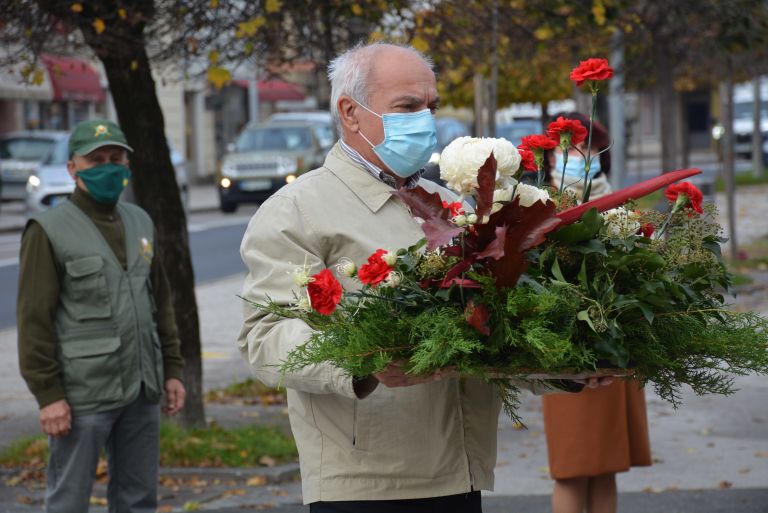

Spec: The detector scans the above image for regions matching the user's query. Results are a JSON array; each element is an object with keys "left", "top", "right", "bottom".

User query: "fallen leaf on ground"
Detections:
[
  {"left": 90, "top": 496, "right": 108, "bottom": 506},
  {"left": 719, "top": 481, "right": 733, "bottom": 489},
  {"left": 259, "top": 455, "right": 277, "bottom": 467},
  {"left": 223, "top": 489, "right": 246, "bottom": 497},
  {"left": 241, "top": 411, "right": 260, "bottom": 418},
  {"left": 755, "top": 451, "right": 768, "bottom": 458},
  {"left": 16, "top": 495, "right": 34, "bottom": 505},
  {"left": 247, "top": 475, "right": 268, "bottom": 486},
  {"left": 739, "top": 468, "right": 751, "bottom": 474}
]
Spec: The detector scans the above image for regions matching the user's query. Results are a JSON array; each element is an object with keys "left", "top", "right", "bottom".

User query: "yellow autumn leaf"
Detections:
[
  {"left": 130, "top": 60, "right": 138, "bottom": 71},
  {"left": 32, "top": 69, "right": 45, "bottom": 86},
  {"left": 235, "top": 17, "right": 266, "bottom": 38},
  {"left": 70, "top": 2, "right": 83, "bottom": 13},
  {"left": 410, "top": 36, "right": 429, "bottom": 53},
  {"left": 265, "top": 0, "right": 282, "bottom": 13},
  {"left": 118, "top": 8, "right": 127, "bottom": 19},
  {"left": 183, "top": 502, "right": 200, "bottom": 512},
  {"left": 534, "top": 26, "right": 554, "bottom": 40},
  {"left": 592, "top": 0, "right": 606, "bottom": 25},
  {"left": 209, "top": 0, "right": 219, "bottom": 7},
  {"left": 208, "top": 50, "right": 219, "bottom": 65},
  {"left": 244, "top": 42, "right": 254, "bottom": 56},
  {"left": 92, "top": 18, "right": 106, "bottom": 34},
  {"left": 351, "top": 3, "right": 363, "bottom": 15},
  {"left": 207, "top": 67, "right": 231, "bottom": 90}
]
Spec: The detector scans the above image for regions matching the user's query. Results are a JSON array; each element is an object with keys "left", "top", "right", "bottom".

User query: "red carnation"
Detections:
[
  {"left": 517, "top": 146, "right": 538, "bottom": 172},
  {"left": 442, "top": 200, "right": 465, "bottom": 217},
  {"left": 520, "top": 134, "right": 558, "bottom": 152},
  {"left": 357, "top": 249, "right": 393, "bottom": 287},
  {"left": 664, "top": 182, "right": 704, "bottom": 214},
  {"left": 639, "top": 223, "right": 655, "bottom": 238},
  {"left": 464, "top": 299, "right": 490, "bottom": 336},
  {"left": 307, "top": 269, "right": 343, "bottom": 316},
  {"left": 570, "top": 58, "right": 614, "bottom": 87},
  {"left": 546, "top": 117, "right": 588, "bottom": 147}
]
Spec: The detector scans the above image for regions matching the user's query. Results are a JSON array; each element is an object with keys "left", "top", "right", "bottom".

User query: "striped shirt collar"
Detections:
[{"left": 338, "top": 138, "right": 423, "bottom": 190}]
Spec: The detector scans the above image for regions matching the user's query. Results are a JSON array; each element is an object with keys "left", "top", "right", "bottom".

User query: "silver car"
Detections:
[
  {"left": 1, "top": 131, "right": 65, "bottom": 203},
  {"left": 217, "top": 121, "right": 328, "bottom": 212}
]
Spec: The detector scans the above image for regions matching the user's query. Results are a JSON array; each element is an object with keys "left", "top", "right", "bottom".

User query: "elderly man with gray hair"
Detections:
[{"left": 238, "top": 41, "right": 569, "bottom": 512}]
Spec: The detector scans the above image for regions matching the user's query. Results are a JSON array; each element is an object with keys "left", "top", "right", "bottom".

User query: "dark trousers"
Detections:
[{"left": 309, "top": 491, "right": 482, "bottom": 513}]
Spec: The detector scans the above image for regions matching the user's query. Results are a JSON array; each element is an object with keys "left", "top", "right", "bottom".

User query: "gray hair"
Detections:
[{"left": 327, "top": 42, "right": 434, "bottom": 135}]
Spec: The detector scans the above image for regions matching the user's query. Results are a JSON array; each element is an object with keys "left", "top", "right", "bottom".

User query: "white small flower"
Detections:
[
  {"left": 513, "top": 183, "right": 550, "bottom": 207},
  {"left": 602, "top": 208, "right": 641, "bottom": 237},
  {"left": 453, "top": 214, "right": 468, "bottom": 227},
  {"left": 467, "top": 213, "right": 478, "bottom": 224},
  {"left": 382, "top": 251, "right": 398, "bottom": 266},
  {"left": 297, "top": 294, "right": 312, "bottom": 313},
  {"left": 335, "top": 257, "right": 356, "bottom": 277},
  {"left": 383, "top": 270, "right": 403, "bottom": 288},
  {"left": 292, "top": 268, "right": 312, "bottom": 287}
]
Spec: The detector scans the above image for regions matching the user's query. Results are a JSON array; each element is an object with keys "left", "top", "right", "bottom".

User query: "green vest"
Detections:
[{"left": 33, "top": 200, "right": 164, "bottom": 414}]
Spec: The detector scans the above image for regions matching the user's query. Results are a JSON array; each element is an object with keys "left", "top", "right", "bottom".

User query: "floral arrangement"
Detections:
[{"left": 245, "top": 58, "right": 768, "bottom": 416}]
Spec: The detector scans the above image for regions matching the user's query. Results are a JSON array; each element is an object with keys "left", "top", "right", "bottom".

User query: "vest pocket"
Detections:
[
  {"left": 64, "top": 256, "right": 111, "bottom": 320},
  {"left": 60, "top": 336, "right": 123, "bottom": 406}
]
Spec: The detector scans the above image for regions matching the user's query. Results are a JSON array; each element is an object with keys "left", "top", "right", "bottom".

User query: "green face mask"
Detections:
[{"left": 75, "top": 163, "right": 132, "bottom": 204}]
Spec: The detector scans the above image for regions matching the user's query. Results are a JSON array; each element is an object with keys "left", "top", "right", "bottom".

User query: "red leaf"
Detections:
[
  {"left": 474, "top": 154, "right": 497, "bottom": 221},
  {"left": 422, "top": 219, "right": 464, "bottom": 251},
  {"left": 392, "top": 187, "right": 450, "bottom": 221},
  {"left": 465, "top": 300, "right": 491, "bottom": 335},
  {"left": 477, "top": 226, "right": 507, "bottom": 260},
  {"left": 556, "top": 168, "right": 701, "bottom": 226}
]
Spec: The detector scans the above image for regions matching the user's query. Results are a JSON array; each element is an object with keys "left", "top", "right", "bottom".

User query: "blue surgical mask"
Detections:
[
  {"left": 354, "top": 100, "right": 437, "bottom": 178},
  {"left": 555, "top": 152, "right": 601, "bottom": 181}
]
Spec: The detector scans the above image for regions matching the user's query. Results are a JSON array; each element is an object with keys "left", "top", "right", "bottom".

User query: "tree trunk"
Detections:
[
  {"left": 79, "top": 16, "right": 205, "bottom": 427},
  {"left": 654, "top": 42, "right": 679, "bottom": 173},
  {"left": 753, "top": 75, "right": 765, "bottom": 177}
]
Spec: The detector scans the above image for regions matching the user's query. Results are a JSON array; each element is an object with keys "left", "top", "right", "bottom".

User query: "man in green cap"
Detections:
[{"left": 17, "top": 119, "right": 185, "bottom": 513}]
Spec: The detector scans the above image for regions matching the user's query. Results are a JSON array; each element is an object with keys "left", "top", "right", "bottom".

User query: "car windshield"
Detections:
[
  {"left": 236, "top": 127, "right": 313, "bottom": 152},
  {"left": 45, "top": 139, "right": 69, "bottom": 165},
  {"left": 0, "top": 137, "right": 55, "bottom": 161},
  {"left": 497, "top": 121, "right": 543, "bottom": 146}
]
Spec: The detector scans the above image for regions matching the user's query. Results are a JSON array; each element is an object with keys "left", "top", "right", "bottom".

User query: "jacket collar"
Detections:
[{"left": 323, "top": 143, "right": 398, "bottom": 213}]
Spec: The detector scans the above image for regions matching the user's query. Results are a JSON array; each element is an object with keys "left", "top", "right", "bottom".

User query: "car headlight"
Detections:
[
  {"left": 429, "top": 152, "right": 440, "bottom": 165},
  {"left": 27, "top": 175, "right": 41, "bottom": 190},
  {"left": 220, "top": 160, "right": 237, "bottom": 177}
]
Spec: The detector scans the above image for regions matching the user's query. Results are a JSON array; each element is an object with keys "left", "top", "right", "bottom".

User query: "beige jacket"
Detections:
[{"left": 238, "top": 144, "right": 553, "bottom": 503}]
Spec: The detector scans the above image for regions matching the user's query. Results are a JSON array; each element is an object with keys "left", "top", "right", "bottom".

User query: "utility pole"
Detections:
[
  {"left": 719, "top": 59, "right": 738, "bottom": 260},
  {"left": 608, "top": 31, "right": 626, "bottom": 189},
  {"left": 488, "top": 0, "right": 498, "bottom": 138},
  {"left": 753, "top": 75, "right": 765, "bottom": 177}
]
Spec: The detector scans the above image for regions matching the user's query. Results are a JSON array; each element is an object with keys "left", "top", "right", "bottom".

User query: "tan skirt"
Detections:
[{"left": 542, "top": 379, "right": 652, "bottom": 479}]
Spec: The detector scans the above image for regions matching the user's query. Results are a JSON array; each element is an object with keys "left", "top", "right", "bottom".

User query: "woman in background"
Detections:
[{"left": 541, "top": 111, "right": 652, "bottom": 513}]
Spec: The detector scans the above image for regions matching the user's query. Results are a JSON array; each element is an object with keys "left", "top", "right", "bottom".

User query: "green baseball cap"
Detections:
[{"left": 68, "top": 119, "right": 133, "bottom": 157}]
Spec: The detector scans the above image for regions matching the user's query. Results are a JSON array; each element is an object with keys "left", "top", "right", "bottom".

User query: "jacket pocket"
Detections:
[
  {"left": 60, "top": 336, "right": 123, "bottom": 406},
  {"left": 64, "top": 256, "right": 111, "bottom": 320}
]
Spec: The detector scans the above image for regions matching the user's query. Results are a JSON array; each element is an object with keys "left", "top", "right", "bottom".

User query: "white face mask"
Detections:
[
  {"left": 555, "top": 152, "right": 601, "bottom": 180},
  {"left": 354, "top": 99, "right": 438, "bottom": 178}
]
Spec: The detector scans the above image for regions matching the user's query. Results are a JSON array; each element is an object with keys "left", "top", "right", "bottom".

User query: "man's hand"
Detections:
[
  {"left": 163, "top": 378, "right": 186, "bottom": 415},
  {"left": 40, "top": 399, "right": 71, "bottom": 438},
  {"left": 373, "top": 361, "right": 458, "bottom": 388},
  {"left": 572, "top": 376, "right": 615, "bottom": 388}
]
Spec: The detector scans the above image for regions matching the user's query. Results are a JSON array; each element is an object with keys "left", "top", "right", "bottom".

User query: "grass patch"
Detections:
[
  {"left": 725, "top": 235, "right": 768, "bottom": 274},
  {"left": 0, "top": 422, "right": 297, "bottom": 469},
  {"left": 632, "top": 190, "right": 664, "bottom": 210},
  {"left": 715, "top": 172, "right": 768, "bottom": 192},
  {"left": 205, "top": 378, "right": 286, "bottom": 406}
]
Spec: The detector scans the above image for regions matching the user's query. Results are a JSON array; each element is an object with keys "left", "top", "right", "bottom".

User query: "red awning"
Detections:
[
  {"left": 233, "top": 79, "right": 305, "bottom": 102},
  {"left": 41, "top": 54, "right": 105, "bottom": 103}
]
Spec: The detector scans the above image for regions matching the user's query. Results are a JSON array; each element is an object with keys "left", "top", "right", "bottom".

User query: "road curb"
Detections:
[{"left": 158, "top": 463, "right": 300, "bottom": 484}]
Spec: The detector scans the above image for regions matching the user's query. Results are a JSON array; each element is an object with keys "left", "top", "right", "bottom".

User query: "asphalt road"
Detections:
[{"left": 0, "top": 210, "right": 254, "bottom": 330}]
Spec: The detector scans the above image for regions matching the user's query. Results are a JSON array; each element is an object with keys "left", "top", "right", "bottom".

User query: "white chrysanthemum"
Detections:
[
  {"left": 490, "top": 137, "right": 522, "bottom": 178},
  {"left": 602, "top": 208, "right": 641, "bottom": 237},
  {"left": 335, "top": 257, "right": 356, "bottom": 277},
  {"left": 514, "top": 183, "right": 551, "bottom": 207},
  {"left": 440, "top": 137, "right": 520, "bottom": 195},
  {"left": 493, "top": 187, "right": 514, "bottom": 203}
]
